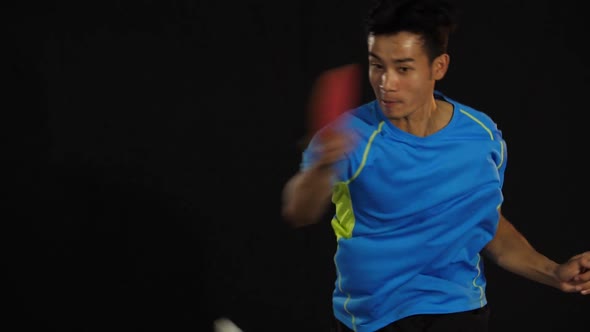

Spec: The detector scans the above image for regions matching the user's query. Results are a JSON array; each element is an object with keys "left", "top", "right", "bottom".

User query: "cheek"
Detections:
[
  {"left": 368, "top": 72, "right": 380, "bottom": 89},
  {"left": 405, "top": 74, "right": 429, "bottom": 90}
]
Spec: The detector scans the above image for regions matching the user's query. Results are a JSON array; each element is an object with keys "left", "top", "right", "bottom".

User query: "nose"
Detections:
[{"left": 379, "top": 72, "right": 399, "bottom": 92}]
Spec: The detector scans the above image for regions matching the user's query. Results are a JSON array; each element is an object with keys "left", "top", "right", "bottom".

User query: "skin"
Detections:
[
  {"left": 484, "top": 212, "right": 590, "bottom": 294},
  {"left": 367, "top": 32, "right": 453, "bottom": 137},
  {"left": 281, "top": 31, "right": 590, "bottom": 295}
]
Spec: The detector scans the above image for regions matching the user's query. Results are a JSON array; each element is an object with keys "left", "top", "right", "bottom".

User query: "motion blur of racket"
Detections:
[
  {"left": 213, "top": 317, "right": 243, "bottom": 332},
  {"left": 299, "top": 63, "right": 362, "bottom": 149}
]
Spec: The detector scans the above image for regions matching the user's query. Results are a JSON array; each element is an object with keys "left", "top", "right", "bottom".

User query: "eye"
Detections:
[
  {"left": 370, "top": 62, "right": 383, "bottom": 70},
  {"left": 398, "top": 67, "right": 410, "bottom": 73}
]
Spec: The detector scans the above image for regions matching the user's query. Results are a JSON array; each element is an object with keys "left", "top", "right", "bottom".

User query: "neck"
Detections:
[{"left": 391, "top": 98, "right": 440, "bottom": 137}]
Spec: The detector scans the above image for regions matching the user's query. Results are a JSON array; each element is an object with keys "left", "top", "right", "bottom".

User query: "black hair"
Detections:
[{"left": 365, "top": 0, "right": 459, "bottom": 61}]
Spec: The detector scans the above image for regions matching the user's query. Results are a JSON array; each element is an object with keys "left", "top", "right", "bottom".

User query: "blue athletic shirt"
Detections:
[{"left": 301, "top": 91, "right": 507, "bottom": 332}]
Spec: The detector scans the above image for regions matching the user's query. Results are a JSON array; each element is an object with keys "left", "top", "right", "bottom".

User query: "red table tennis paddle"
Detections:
[{"left": 306, "top": 63, "right": 362, "bottom": 138}]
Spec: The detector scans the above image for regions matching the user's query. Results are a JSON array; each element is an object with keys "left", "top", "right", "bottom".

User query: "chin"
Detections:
[{"left": 380, "top": 103, "right": 401, "bottom": 115}]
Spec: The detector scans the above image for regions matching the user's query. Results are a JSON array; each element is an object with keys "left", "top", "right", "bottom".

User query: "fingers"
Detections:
[
  {"left": 572, "top": 266, "right": 590, "bottom": 295},
  {"left": 560, "top": 252, "right": 590, "bottom": 295},
  {"left": 573, "top": 263, "right": 590, "bottom": 283},
  {"left": 569, "top": 251, "right": 590, "bottom": 262},
  {"left": 580, "top": 253, "right": 590, "bottom": 268},
  {"left": 559, "top": 276, "right": 590, "bottom": 295},
  {"left": 573, "top": 280, "right": 590, "bottom": 295}
]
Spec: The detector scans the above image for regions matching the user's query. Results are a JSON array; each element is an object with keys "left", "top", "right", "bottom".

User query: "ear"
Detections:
[{"left": 432, "top": 53, "right": 450, "bottom": 81}]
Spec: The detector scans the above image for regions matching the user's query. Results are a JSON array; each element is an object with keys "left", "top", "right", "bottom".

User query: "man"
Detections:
[{"left": 281, "top": 0, "right": 590, "bottom": 331}]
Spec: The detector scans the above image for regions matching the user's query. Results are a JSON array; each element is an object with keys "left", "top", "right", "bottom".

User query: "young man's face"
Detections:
[{"left": 367, "top": 31, "right": 448, "bottom": 120}]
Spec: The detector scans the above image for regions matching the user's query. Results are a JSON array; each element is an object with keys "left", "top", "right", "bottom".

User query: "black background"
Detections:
[{"left": 6, "top": 1, "right": 588, "bottom": 331}]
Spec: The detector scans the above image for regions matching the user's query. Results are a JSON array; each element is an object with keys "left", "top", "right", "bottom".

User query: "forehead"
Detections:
[{"left": 367, "top": 32, "right": 427, "bottom": 59}]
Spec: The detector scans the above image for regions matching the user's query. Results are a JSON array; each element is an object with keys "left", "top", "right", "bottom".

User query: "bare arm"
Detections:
[
  {"left": 281, "top": 130, "right": 352, "bottom": 227},
  {"left": 281, "top": 165, "right": 334, "bottom": 227},
  {"left": 483, "top": 211, "right": 590, "bottom": 294}
]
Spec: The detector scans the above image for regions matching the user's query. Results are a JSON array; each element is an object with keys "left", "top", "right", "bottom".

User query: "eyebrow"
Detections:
[{"left": 368, "top": 52, "right": 415, "bottom": 64}]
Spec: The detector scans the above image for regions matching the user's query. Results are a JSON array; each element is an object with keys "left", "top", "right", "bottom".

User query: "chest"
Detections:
[{"left": 342, "top": 136, "right": 502, "bottom": 213}]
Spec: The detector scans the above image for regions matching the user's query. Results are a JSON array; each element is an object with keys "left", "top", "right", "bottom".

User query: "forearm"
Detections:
[
  {"left": 281, "top": 165, "right": 334, "bottom": 227},
  {"left": 483, "top": 215, "right": 561, "bottom": 289}
]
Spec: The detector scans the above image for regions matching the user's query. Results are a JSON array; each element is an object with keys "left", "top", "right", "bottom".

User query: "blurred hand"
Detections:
[{"left": 312, "top": 129, "right": 357, "bottom": 169}]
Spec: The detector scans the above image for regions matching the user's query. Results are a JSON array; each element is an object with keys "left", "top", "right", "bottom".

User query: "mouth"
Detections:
[{"left": 381, "top": 99, "right": 400, "bottom": 106}]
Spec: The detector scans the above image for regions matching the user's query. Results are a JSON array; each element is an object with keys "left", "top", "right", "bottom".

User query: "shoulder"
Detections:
[
  {"left": 313, "top": 99, "right": 382, "bottom": 136},
  {"left": 456, "top": 104, "right": 498, "bottom": 129},
  {"left": 436, "top": 91, "right": 502, "bottom": 138},
  {"left": 305, "top": 100, "right": 383, "bottom": 156}
]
